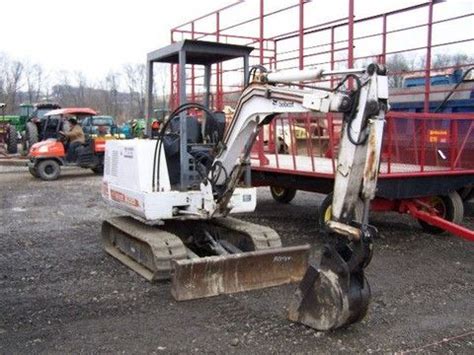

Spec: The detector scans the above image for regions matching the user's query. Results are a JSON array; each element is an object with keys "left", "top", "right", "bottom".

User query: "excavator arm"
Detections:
[
  {"left": 205, "top": 63, "right": 389, "bottom": 329},
  {"left": 208, "top": 64, "right": 388, "bottom": 226}
]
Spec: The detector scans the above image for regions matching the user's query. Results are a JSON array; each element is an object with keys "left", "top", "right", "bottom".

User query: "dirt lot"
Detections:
[{"left": 0, "top": 165, "right": 473, "bottom": 354}]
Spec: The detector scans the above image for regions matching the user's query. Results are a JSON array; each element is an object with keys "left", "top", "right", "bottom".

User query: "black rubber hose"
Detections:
[
  {"left": 152, "top": 102, "right": 218, "bottom": 191},
  {"left": 338, "top": 74, "right": 367, "bottom": 146},
  {"left": 434, "top": 67, "right": 473, "bottom": 113}
]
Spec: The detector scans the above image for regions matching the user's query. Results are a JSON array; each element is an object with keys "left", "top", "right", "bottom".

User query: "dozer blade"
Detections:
[
  {"left": 171, "top": 245, "right": 310, "bottom": 301},
  {"left": 101, "top": 216, "right": 188, "bottom": 281},
  {"left": 288, "top": 242, "right": 370, "bottom": 330}
]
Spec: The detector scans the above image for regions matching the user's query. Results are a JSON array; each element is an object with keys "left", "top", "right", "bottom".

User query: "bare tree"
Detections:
[
  {"left": 432, "top": 53, "right": 473, "bottom": 69},
  {"left": 0, "top": 56, "right": 24, "bottom": 112},
  {"left": 25, "top": 63, "right": 44, "bottom": 103},
  {"left": 153, "top": 63, "right": 169, "bottom": 113},
  {"left": 123, "top": 63, "right": 146, "bottom": 118},
  {"left": 386, "top": 53, "right": 413, "bottom": 88},
  {"left": 75, "top": 71, "right": 87, "bottom": 106}
]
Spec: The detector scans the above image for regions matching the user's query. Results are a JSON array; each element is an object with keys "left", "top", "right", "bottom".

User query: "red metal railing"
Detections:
[
  {"left": 169, "top": 0, "right": 473, "bottom": 112},
  {"left": 250, "top": 112, "right": 474, "bottom": 178},
  {"left": 169, "top": 0, "right": 474, "bottom": 180}
]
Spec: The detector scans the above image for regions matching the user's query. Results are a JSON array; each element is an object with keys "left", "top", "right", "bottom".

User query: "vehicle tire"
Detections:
[
  {"left": 91, "top": 165, "right": 104, "bottom": 175},
  {"left": 6, "top": 125, "right": 18, "bottom": 154},
  {"left": 418, "top": 191, "right": 464, "bottom": 234},
  {"left": 25, "top": 122, "right": 39, "bottom": 151},
  {"left": 28, "top": 167, "right": 39, "bottom": 178},
  {"left": 270, "top": 186, "right": 297, "bottom": 203},
  {"left": 318, "top": 192, "right": 364, "bottom": 231},
  {"left": 457, "top": 185, "right": 473, "bottom": 202},
  {"left": 36, "top": 160, "right": 61, "bottom": 181}
]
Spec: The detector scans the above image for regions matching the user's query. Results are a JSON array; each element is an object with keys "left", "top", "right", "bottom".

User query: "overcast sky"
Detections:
[
  {"left": 1, "top": 0, "right": 220, "bottom": 79},
  {"left": 1, "top": 0, "right": 473, "bottom": 83}
]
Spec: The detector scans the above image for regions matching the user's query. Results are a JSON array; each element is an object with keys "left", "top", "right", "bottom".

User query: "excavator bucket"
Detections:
[
  {"left": 288, "top": 234, "right": 373, "bottom": 330},
  {"left": 171, "top": 245, "right": 310, "bottom": 301}
]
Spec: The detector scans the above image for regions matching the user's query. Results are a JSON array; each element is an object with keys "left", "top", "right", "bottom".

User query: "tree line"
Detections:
[
  {"left": 1, "top": 51, "right": 472, "bottom": 121},
  {"left": 0, "top": 53, "right": 168, "bottom": 123},
  {"left": 383, "top": 52, "right": 473, "bottom": 88}
]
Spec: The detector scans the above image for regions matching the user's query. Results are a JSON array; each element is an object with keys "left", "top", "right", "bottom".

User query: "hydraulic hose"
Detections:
[{"left": 151, "top": 103, "right": 218, "bottom": 191}]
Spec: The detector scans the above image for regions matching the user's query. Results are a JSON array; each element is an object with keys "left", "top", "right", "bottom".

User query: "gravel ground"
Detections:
[{"left": 0, "top": 165, "right": 473, "bottom": 354}]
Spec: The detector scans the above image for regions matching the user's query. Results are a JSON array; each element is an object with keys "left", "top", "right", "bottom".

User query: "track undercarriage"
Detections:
[{"left": 102, "top": 216, "right": 310, "bottom": 300}]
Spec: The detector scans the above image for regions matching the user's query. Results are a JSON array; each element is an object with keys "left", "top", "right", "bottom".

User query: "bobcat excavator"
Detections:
[{"left": 101, "top": 41, "right": 388, "bottom": 330}]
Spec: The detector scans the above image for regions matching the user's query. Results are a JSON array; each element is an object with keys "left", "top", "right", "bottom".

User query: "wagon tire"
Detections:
[
  {"left": 37, "top": 159, "right": 61, "bottom": 181},
  {"left": 457, "top": 185, "right": 473, "bottom": 202},
  {"left": 319, "top": 192, "right": 364, "bottom": 232},
  {"left": 418, "top": 191, "right": 464, "bottom": 234},
  {"left": 270, "top": 186, "right": 297, "bottom": 204}
]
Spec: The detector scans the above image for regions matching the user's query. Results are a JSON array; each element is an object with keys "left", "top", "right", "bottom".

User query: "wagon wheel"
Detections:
[
  {"left": 318, "top": 192, "right": 364, "bottom": 232},
  {"left": 417, "top": 191, "right": 464, "bottom": 234},
  {"left": 270, "top": 186, "right": 297, "bottom": 204},
  {"left": 457, "top": 185, "right": 473, "bottom": 202}
]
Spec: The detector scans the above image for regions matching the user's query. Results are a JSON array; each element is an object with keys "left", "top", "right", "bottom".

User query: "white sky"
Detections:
[
  {"left": 1, "top": 0, "right": 473, "bottom": 84},
  {"left": 1, "top": 0, "right": 220, "bottom": 79}
]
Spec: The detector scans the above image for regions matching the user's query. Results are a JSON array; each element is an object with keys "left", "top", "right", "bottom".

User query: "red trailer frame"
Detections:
[{"left": 167, "top": 0, "right": 474, "bottom": 239}]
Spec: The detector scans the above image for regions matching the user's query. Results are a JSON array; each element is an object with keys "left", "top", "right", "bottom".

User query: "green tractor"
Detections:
[
  {"left": 0, "top": 103, "right": 19, "bottom": 154},
  {"left": 22, "top": 103, "right": 61, "bottom": 153}
]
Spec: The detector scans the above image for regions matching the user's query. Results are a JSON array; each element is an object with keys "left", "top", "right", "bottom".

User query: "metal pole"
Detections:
[
  {"left": 145, "top": 60, "right": 154, "bottom": 137},
  {"left": 330, "top": 26, "right": 335, "bottom": 88},
  {"left": 259, "top": 0, "right": 264, "bottom": 64},
  {"left": 243, "top": 54, "right": 249, "bottom": 86},
  {"left": 348, "top": 0, "right": 354, "bottom": 69},
  {"left": 299, "top": 0, "right": 304, "bottom": 70},
  {"left": 179, "top": 49, "right": 188, "bottom": 190},
  {"left": 382, "top": 14, "right": 387, "bottom": 65},
  {"left": 424, "top": 0, "right": 434, "bottom": 113},
  {"left": 204, "top": 64, "right": 211, "bottom": 109},
  {"left": 191, "top": 22, "right": 196, "bottom": 103},
  {"left": 216, "top": 11, "right": 222, "bottom": 110},
  {"left": 348, "top": 0, "right": 354, "bottom": 89}
]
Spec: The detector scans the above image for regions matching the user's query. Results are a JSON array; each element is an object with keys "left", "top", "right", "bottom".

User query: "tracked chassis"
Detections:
[{"left": 102, "top": 216, "right": 310, "bottom": 300}]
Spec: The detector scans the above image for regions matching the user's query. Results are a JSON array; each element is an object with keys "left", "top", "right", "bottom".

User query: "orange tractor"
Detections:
[{"left": 28, "top": 108, "right": 110, "bottom": 180}]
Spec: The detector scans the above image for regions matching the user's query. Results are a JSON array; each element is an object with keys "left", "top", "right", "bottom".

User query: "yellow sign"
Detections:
[{"left": 428, "top": 129, "right": 448, "bottom": 143}]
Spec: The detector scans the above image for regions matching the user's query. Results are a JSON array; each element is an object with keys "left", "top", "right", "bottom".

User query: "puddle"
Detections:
[{"left": 12, "top": 207, "right": 27, "bottom": 212}]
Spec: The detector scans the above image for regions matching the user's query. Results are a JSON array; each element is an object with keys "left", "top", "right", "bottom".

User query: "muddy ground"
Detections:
[{"left": 0, "top": 165, "right": 473, "bottom": 354}]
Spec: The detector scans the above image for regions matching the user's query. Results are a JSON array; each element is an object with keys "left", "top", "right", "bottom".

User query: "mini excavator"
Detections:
[{"left": 101, "top": 41, "right": 388, "bottom": 330}]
